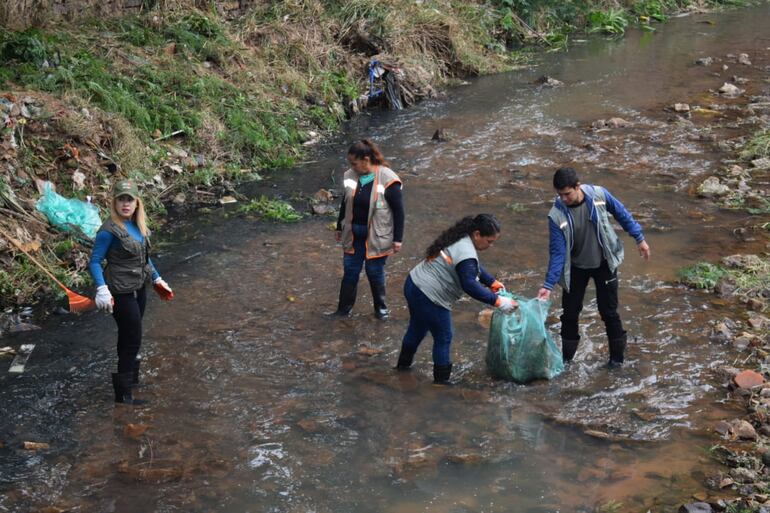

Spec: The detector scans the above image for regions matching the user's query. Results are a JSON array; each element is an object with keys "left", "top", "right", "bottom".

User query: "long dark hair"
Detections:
[
  {"left": 347, "top": 139, "right": 388, "bottom": 166},
  {"left": 425, "top": 214, "right": 501, "bottom": 260}
]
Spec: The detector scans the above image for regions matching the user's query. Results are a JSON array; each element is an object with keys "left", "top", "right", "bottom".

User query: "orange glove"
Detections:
[
  {"left": 489, "top": 280, "right": 505, "bottom": 293},
  {"left": 153, "top": 278, "right": 174, "bottom": 301}
]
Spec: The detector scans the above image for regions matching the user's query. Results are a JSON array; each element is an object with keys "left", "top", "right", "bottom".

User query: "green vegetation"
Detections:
[
  {"left": 678, "top": 262, "right": 727, "bottom": 290},
  {"left": 237, "top": 197, "right": 303, "bottom": 222},
  {"left": 740, "top": 129, "right": 770, "bottom": 161},
  {"left": 678, "top": 256, "right": 770, "bottom": 303}
]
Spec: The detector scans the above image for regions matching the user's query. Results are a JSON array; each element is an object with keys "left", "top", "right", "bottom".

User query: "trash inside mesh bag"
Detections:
[
  {"left": 485, "top": 293, "right": 564, "bottom": 383},
  {"left": 36, "top": 182, "right": 101, "bottom": 239}
]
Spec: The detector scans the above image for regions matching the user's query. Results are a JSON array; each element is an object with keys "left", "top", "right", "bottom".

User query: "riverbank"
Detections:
[{"left": 0, "top": 0, "right": 759, "bottom": 314}]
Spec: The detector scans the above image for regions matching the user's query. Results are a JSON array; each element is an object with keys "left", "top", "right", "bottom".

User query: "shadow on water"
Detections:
[{"left": 2, "top": 5, "right": 770, "bottom": 512}]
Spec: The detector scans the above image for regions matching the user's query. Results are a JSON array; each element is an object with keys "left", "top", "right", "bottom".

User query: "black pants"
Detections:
[
  {"left": 560, "top": 261, "right": 624, "bottom": 341},
  {"left": 112, "top": 287, "right": 146, "bottom": 374}
]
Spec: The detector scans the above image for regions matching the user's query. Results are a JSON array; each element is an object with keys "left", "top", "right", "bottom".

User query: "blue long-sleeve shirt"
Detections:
[
  {"left": 543, "top": 185, "right": 644, "bottom": 290},
  {"left": 456, "top": 259, "right": 498, "bottom": 306},
  {"left": 88, "top": 220, "right": 159, "bottom": 287}
]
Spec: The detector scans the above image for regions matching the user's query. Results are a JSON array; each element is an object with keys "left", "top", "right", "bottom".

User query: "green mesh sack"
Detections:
[{"left": 485, "top": 293, "right": 564, "bottom": 383}]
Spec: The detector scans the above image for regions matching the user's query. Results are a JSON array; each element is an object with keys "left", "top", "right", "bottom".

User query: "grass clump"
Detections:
[
  {"left": 237, "top": 197, "right": 303, "bottom": 222},
  {"left": 678, "top": 262, "right": 727, "bottom": 290},
  {"left": 739, "top": 129, "right": 770, "bottom": 161}
]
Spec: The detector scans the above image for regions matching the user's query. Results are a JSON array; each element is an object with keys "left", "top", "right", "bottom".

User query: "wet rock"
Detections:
[
  {"left": 297, "top": 418, "right": 322, "bottom": 433},
  {"left": 311, "top": 204, "right": 335, "bottom": 216},
  {"left": 732, "top": 76, "right": 749, "bottom": 85},
  {"left": 534, "top": 75, "right": 563, "bottom": 87},
  {"left": 673, "top": 103, "right": 691, "bottom": 112},
  {"left": 733, "top": 335, "right": 752, "bottom": 350},
  {"left": 23, "top": 441, "right": 50, "bottom": 450},
  {"left": 711, "top": 322, "right": 733, "bottom": 343},
  {"left": 732, "top": 419, "right": 757, "bottom": 441},
  {"left": 748, "top": 316, "right": 769, "bottom": 330},
  {"left": 432, "top": 128, "right": 454, "bottom": 142},
  {"left": 357, "top": 346, "right": 383, "bottom": 356},
  {"left": 8, "top": 322, "right": 41, "bottom": 333},
  {"left": 714, "top": 420, "right": 732, "bottom": 436},
  {"left": 123, "top": 423, "right": 150, "bottom": 439},
  {"left": 696, "top": 57, "right": 714, "bottom": 66},
  {"left": 747, "top": 298, "right": 765, "bottom": 311},
  {"left": 606, "top": 117, "right": 628, "bottom": 128},
  {"left": 719, "top": 83, "right": 743, "bottom": 97},
  {"left": 762, "top": 451, "right": 770, "bottom": 466},
  {"left": 731, "top": 466, "right": 759, "bottom": 483},
  {"left": 738, "top": 53, "right": 752, "bottom": 66},
  {"left": 734, "top": 370, "right": 765, "bottom": 389},
  {"left": 679, "top": 503, "right": 712, "bottom": 513},
  {"left": 697, "top": 176, "right": 730, "bottom": 197},
  {"left": 446, "top": 453, "right": 485, "bottom": 465}
]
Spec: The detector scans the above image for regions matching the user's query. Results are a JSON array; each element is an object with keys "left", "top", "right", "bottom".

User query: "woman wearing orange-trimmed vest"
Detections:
[{"left": 329, "top": 139, "right": 404, "bottom": 319}]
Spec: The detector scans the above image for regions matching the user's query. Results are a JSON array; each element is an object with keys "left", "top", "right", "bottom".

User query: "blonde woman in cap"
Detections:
[{"left": 89, "top": 179, "right": 173, "bottom": 405}]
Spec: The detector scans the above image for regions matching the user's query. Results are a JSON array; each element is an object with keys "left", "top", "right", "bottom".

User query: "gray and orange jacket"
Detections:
[{"left": 340, "top": 166, "right": 402, "bottom": 259}]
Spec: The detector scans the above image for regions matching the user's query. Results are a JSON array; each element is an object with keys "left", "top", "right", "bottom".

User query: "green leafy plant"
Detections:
[
  {"left": 237, "top": 196, "right": 303, "bottom": 222},
  {"left": 677, "top": 262, "right": 727, "bottom": 290},
  {"left": 586, "top": 9, "right": 629, "bottom": 35}
]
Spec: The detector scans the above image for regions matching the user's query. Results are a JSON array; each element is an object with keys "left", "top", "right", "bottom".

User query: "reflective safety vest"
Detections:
[
  {"left": 548, "top": 185, "right": 624, "bottom": 291},
  {"left": 340, "top": 166, "right": 401, "bottom": 259}
]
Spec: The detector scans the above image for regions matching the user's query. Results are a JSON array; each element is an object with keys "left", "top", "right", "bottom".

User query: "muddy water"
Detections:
[{"left": 3, "top": 5, "right": 770, "bottom": 513}]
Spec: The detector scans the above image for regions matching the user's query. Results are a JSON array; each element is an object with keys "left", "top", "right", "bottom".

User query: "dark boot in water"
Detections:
[
  {"left": 112, "top": 372, "right": 147, "bottom": 405},
  {"left": 608, "top": 333, "right": 627, "bottom": 368},
  {"left": 395, "top": 348, "right": 415, "bottom": 370},
  {"left": 561, "top": 338, "right": 580, "bottom": 363},
  {"left": 433, "top": 363, "right": 453, "bottom": 385},
  {"left": 131, "top": 357, "right": 142, "bottom": 388},
  {"left": 370, "top": 281, "right": 390, "bottom": 320},
  {"left": 326, "top": 280, "right": 357, "bottom": 317}
]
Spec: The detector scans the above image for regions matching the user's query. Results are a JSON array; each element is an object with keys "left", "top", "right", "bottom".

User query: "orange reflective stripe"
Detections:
[{"left": 439, "top": 250, "right": 453, "bottom": 265}]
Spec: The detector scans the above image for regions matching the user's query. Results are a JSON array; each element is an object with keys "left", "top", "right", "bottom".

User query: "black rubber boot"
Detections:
[
  {"left": 433, "top": 363, "right": 453, "bottom": 385},
  {"left": 608, "top": 332, "right": 627, "bottom": 368},
  {"left": 112, "top": 372, "right": 146, "bottom": 405},
  {"left": 131, "top": 357, "right": 141, "bottom": 388},
  {"left": 561, "top": 338, "right": 580, "bottom": 363},
  {"left": 370, "top": 281, "right": 390, "bottom": 320},
  {"left": 326, "top": 280, "right": 357, "bottom": 317},
  {"left": 395, "top": 348, "right": 415, "bottom": 370}
]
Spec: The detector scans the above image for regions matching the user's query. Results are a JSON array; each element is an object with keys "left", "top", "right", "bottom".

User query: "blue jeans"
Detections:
[
  {"left": 343, "top": 224, "right": 387, "bottom": 286},
  {"left": 400, "top": 276, "right": 453, "bottom": 366}
]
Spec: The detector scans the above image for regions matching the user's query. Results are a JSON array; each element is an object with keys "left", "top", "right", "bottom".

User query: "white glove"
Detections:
[
  {"left": 95, "top": 285, "right": 113, "bottom": 313},
  {"left": 153, "top": 277, "right": 172, "bottom": 292},
  {"left": 496, "top": 296, "right": 518, "bottom": 313}
]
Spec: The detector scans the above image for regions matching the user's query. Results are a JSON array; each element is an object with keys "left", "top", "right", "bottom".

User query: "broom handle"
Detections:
[{"left": 0, "top": 229, "right": 70, "bottom": 291}]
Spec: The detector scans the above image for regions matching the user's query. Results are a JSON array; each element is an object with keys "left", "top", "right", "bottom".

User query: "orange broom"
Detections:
[{"left": 0, "top": 229, "right": 96, "bottom": 313}]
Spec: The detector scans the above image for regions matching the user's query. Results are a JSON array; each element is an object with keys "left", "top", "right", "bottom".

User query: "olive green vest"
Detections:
[
  {"left": 98, "top": 218, "right": 152, "bottom": 294},
  {"left": 340, "top": 166, "right": 401, "bottom": 259},
  {"left": 548, "top": 185, "right": 624, "bottom": 292}
]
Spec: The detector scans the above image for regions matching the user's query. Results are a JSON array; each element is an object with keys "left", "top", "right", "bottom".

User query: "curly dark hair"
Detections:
[{"left": 425, "top": 214, "right": 501, "bottom": 260}]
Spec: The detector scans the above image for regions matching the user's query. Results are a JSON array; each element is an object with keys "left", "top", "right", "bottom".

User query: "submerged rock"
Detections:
[
  {"left": 696, "top": 57, "right": 714, "bottom": 66},
  {"left": 679, "top": 503, "right": 713, "bottom": 513},
  {"left": 534, "top": 75, "right": 563, "bottom": 87},
  {"left": 432, "top": 128, "right": 454, "bottom": 142},
  {"left": 738, "top": 53, "right": 752, "bottom": 66},
  {"left": 697, "top": 176, "right": 730, "bottom": 197},
  {"left": 719, "top": 83, "right": 743, "bottom": 97}
]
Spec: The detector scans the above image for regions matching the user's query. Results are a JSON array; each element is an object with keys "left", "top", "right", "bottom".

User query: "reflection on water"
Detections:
[{"left": 2, "top": 4, "right": 770, "bottom": 512}]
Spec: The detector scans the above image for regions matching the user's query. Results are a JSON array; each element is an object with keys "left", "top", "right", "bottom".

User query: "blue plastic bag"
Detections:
[
  {"left": 485, "top": 294, "right": 564, "bottom": 383},
  {"left": 36, "top": 182, "right": 101, "bottom": 239}
]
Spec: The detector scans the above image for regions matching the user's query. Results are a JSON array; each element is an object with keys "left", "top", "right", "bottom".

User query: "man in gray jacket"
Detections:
[{"left": 537, "top": 168, "right": 651, "bottom": 367}]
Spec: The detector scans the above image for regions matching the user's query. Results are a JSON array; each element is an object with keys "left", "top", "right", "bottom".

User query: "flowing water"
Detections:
[{"left": 2, "top": 5, "right": 770, "bottom": 513}]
